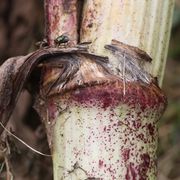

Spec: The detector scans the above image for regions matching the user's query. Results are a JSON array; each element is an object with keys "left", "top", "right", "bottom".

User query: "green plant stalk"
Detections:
[
  {"left": 42, "top": 0, "right": 173, "bottom": 179},
  {"left": 81, "top": 0, "right": 174, "bottom": 85}
]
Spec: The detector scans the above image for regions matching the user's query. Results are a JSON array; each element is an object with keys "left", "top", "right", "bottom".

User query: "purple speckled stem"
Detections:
[
  {"left": 45, "top": 83, "right": 166, "bottom": 179},
  {"left": 45, "top": 0, "right": 78, "bottom": 46}
]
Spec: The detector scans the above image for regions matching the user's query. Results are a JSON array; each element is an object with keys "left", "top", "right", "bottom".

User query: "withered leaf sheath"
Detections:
[
  {"left": 0, "top": 47, "right": 84, "bottom": 134},
  {"left": 0, "top": 44, "right": 116, "bottom": 134}
]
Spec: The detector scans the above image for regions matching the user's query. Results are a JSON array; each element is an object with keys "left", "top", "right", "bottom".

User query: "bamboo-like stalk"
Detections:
[
  {"left": 81, "top": 0, "right": 174, "bottom": 85},
  {"left": 47, "top": 84, "right": 166, "bottom": 179},
  {"left": 40, "top": 45, "right": 167, "bottom": 179},
  {"left": 45, "top": 0, "right": 78, "bottom": 46},
  {"left": 42, "top": 0, "right": 173, "bottom": 179}
]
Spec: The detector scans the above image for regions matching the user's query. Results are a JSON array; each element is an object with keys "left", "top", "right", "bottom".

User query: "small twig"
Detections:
[
  {"left": 0, "top": 122, "right": 51, "bottom": 157},
  {"left": 0, "top": 161, "right": 5, "bottom": 173},
  {"left": 4, "top": 156, "right": 13, "bottom": 180},
  {"left": 68, "top": 162, "right": 88, "bottom": 175}
]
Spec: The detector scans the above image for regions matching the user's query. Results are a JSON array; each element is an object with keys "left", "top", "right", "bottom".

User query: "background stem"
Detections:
[{"left": 45, "top": 0, "right": 78, "bottom": 46}]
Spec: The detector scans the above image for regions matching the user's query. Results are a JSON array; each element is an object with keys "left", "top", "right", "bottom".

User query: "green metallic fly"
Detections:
[{"left": 54, "top": 34, "right": 69, "bottom": 46}]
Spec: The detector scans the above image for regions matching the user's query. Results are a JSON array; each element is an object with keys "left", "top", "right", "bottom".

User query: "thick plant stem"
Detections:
[
  {"left": 41, "top": 45, "right": 167, "bottom": 179},
  {"left": 81, "top": 0, "right": 174, "bottom": 85},
  {"left": 45, "top": 83, "right": 166, "bottom": 179},
  {"left": 45, "top": 0, "right": 78, "bottom": 46},
  {"left": 42, "top": 0, "right": 172, "bottom": 179}
]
